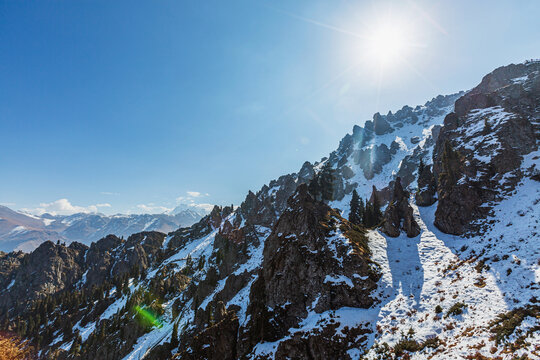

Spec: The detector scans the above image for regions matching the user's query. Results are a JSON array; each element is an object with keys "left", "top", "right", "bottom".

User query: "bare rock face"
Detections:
[
  {"left": 433, "top": 61, "right": 540, "bottom": 234},
  {"left": 0, "top": 241, "right": 87, "bottom": 316},
  {"left": 240, "top": 173, "right": 301, "bottom": 228},
  {"left": 178, "top": 302, "right": 239, "bottom": 360},
  {"left": 85, "top": 231, "right": 166, "bottom": 286},
  {"left": 373, "top": 112, "right": 393, "bottom": 135},
  {"left": 415, "top": 163, "right": 437, "bottom": 206},
  {"left": 382, "top": 177, "right": 421, "bottom": 238},
  {"left": 238, "top": 184, "right": 380, "bottom": 357}
]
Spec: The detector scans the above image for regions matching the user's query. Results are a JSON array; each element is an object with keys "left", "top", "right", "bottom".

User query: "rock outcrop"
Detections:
[
  {"left": 3, "top": 61, "right": 538, "bottom": 360},
  {"left": 238, "top": 184, "right": 380, "bottom": 357},
  {"left": 0, "top": 241, "right": 87, "bottom": 316},
  {"left": 178, "top": 302, "right": 239, "bottom": 360},
  {"left": 433, "top": 61, "right": 540, "bottom": 234},
  {"left": 373, "top": 112, "right": 393, "bottom": 135},
  {"left": 382, "top": 177, "right": 421, "bottom": 237},
  {"left": 415, "top": 162, "right": 437, "bottom": 206}
]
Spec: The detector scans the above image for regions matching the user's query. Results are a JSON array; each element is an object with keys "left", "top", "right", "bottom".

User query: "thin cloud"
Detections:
[
  {"left": 174, "top": 191, "right": 213, "bottom": 214},
  {"left": 136, "top": 204, "right": 172, "bottom": 214},
  {"left": 22, "top": 199, "right": 111, "bottom": 216},
  {"left": 191, "top": 203, "right": 214, "bottom": 212}
]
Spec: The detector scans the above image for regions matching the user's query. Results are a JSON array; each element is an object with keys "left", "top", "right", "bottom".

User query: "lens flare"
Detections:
[{"left": 133, "top": 305, "right": 163, "bottom": 328}]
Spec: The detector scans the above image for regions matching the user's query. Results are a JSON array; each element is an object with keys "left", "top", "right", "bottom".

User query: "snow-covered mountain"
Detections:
[
  {"left": 0, "top": 61, "right": 538, "bottom": 359},
  {"left": 0, "top": 206, "right": 204, "bottom": 252}
]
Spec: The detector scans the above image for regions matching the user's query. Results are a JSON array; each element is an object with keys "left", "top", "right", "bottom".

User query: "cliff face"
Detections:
[
  {"left": 433, "top": 61, "right": 540, "bottom": 234},
  {"left": 237, "top": 184, "right": 379, "bottom": 358},
  {"left": 1, "top": 61, "right": 539, "bottom": 360}
]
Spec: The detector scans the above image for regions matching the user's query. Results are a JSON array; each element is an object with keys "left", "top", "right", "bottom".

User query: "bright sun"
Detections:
[
  {"left": 368, "top": 27, "right": 406, "bottom": 63},
  {"left": 364, "top": 18, "right": 415, "bottom": 67}
]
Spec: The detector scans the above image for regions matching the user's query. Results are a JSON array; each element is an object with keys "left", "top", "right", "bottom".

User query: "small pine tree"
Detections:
[
  {"left": 319, "top": 162, "right": 336, "bottom": 201},
  {"left": 64, "top": 319, "right": 73, "bottom": 338},
  {"left": 197, "top": 255, "right": 205, "bottom": 271},
  {"left": 69, "top": 334, "right": 82, "bottom": 355},
  {"left": 308, "top": 174, "right": 321, "bottom": 200},
  {"left": 418, "top": 158, "right": 425, "bottom": 178},
  {"left": 372, "top": 192, "right": 383, "bottom": 225},
  {"left": 349, "top": 190, "right": 362, "bottom": 225},
  {"left": 363, "top": 201, "right": 372, "bottom": 227},
  {"left": 171, "top": 321, "right": 179, "bottom": 348},
  {"left": 358, "top": 197, "right": 365, "bottom": 224}
]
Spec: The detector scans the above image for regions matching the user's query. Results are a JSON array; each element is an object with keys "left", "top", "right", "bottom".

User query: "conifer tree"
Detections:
[
  {"left": 372, "top": 192, "right": 383, "bottom": 225},
  {"left": 319, "top": 162, "right": 336, "bottom": 201},
  {"left": 171, "top": 321, "right": 179, "bottom": 348},
  {"left": 363, "top": 201, "right": 374, "bottom": 227},
  {"left": 418, "top": 158, "right": 425, "bottom": 179},
  {"left": 349, "top": 190, "right": 362, "bottom": 225},
  {"left": 358, "top": 197, "right": 365, "bottom": 224},
  {"left": 308, "top": 176, "right": 320, "bottom": 200},
  {"left": 70, "top": 334, "right": 82, "bottom": 355}
]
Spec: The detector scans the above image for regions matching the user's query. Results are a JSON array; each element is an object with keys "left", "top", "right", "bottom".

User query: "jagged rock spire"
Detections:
[{"left": 382, "top": 177, "right": 421, "bottom": 238}]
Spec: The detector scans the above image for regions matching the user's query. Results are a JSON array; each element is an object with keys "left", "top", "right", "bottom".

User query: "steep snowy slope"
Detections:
[
  {"left": 0, "top": 61, "right": 538, "bottom": 360},
  {"left": 365, "top": 172, "right": 539, "bottom": 359}
]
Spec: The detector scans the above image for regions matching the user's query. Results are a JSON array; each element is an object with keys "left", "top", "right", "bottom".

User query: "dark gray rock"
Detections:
[{"left": 382, "top": 177, "right": 421, "bottom": 238}]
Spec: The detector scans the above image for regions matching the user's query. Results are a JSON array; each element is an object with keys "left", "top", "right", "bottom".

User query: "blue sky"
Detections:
[{"left": 1, "top": 0, "right": 539, "bottom": 215}]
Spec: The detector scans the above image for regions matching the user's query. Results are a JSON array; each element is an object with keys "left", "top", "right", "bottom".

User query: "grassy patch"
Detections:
[
  {"left": 489, "top": 305, "right": 540, "bottom": 345},
  {"left": 445, "top": 302, "right": 468, "bottom": 318}
]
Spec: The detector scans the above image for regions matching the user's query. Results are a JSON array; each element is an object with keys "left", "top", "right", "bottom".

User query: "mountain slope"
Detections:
[
  {"left": 0, "top": 61, "right": 538, "bottom": 360},
  {"left": 0, "top": 207, "right": 203, "bottom": 252}
]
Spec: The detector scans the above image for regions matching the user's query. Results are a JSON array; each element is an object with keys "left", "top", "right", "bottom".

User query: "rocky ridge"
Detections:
[
  {"left": 0, "top": 206, "right": 203, "bottom": 253},
  {"left": 0, "top": 61, "right": 538, "bottom": 359}
]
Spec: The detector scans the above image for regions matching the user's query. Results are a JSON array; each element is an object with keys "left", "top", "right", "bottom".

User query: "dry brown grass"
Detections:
[{"left": 0, "top": 332, "right": 35, "bottom": 360}]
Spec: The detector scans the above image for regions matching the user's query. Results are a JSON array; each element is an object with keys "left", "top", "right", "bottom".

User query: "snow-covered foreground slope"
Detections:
[
  {"left": 364, "top": 175, "right": 539, "bottom": 359},
  {"left": 105, "top": 175, "right": 538, "bottom": 360}
]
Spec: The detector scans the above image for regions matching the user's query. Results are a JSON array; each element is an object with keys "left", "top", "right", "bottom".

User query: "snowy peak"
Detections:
[
  {"left": 0, "top": 207, "right": 203, "bottom": 252},
  {"left": 0, "top": 61, "right": 538, "bottom": 360}
]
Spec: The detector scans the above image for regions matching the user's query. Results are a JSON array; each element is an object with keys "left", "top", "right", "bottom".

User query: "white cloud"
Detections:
[
  {"left": 190, "top": 203, "right": 215, "bottom": 212},
  {"left": 174, "top": 191, "right": 214, "bottom": 215},
  {"left": 136, "top": 204, "right": 173, "bottom": 214},
  {"left": 22, "top": 199, "right": 112, "bottom": 216},
  {"left": 100, "top": 191, "right": 120, "bottom": 196},
  {"left": 0, "top": 202, "right": 16, "bottom": 206}
]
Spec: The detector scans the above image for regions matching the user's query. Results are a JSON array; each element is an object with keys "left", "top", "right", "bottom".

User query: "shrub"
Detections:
[
  {"left": 445, "top": 302, "right": 467, "bottom": 318},
  {"left": 489, "top": 305, "right": 540, "bottom": 345},
  {"left": 435, "top": 305, "right": 443, "bottom": 314},
  {"left": 394, "top": 339, "right": 421, "bottom": 356}
]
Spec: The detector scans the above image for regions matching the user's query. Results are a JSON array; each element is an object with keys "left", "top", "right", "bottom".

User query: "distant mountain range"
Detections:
[
  {"left": 0, "top": 205, "right": 205, "bottom": 252},
  {"left": 0, "top": 61, "right": 538, "bottom": 359}
]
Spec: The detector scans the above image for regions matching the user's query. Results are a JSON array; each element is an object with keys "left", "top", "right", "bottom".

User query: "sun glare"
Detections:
[
  {"left": 364, "top": 16, "right": 416, "bottom": 68},
  {"left": 367, "top": 26, "right": 406, "bottom": 63}
]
